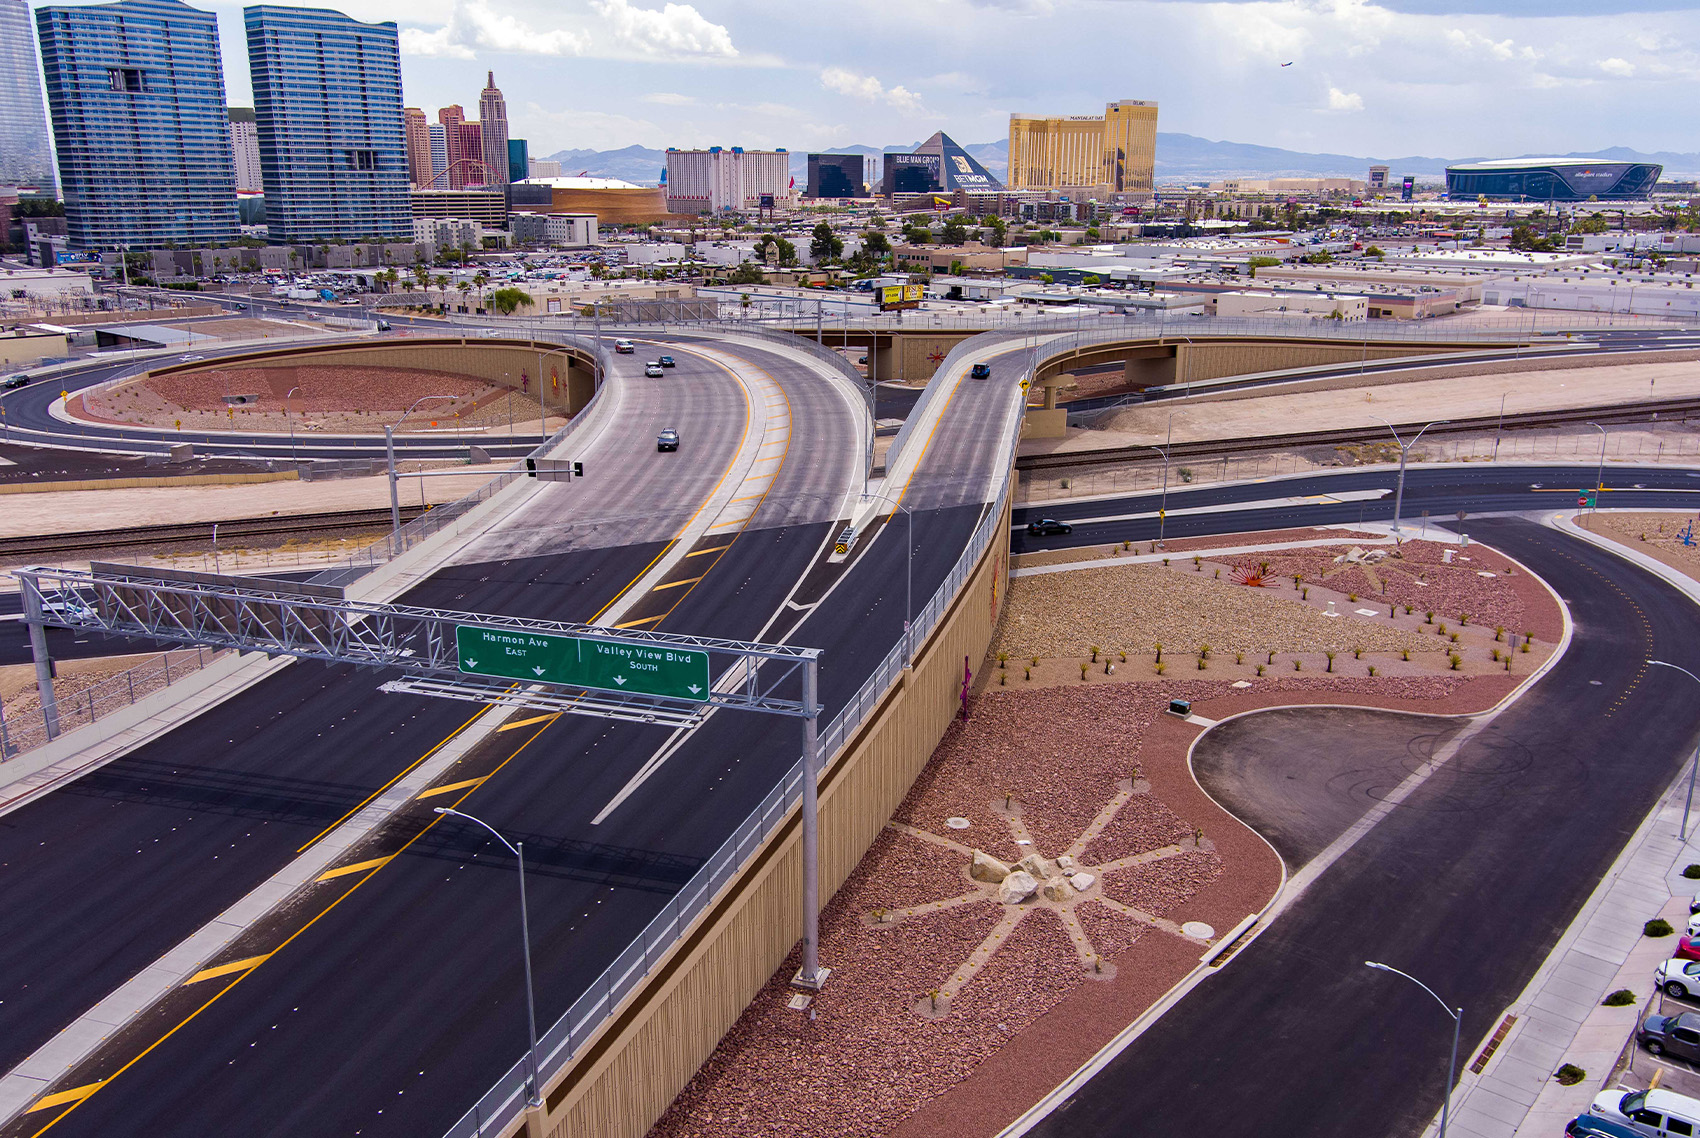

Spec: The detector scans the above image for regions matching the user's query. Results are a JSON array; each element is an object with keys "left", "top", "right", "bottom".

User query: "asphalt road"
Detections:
[{"left": 1031, "top": 516, "right": 1700, "bottom": 1138}]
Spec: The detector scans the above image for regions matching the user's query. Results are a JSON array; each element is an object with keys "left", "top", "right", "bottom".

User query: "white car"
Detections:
[
  {"left": 644, "top": 362, "right": 663, "bottom": 378},
  {"left": 1657, "top": 958, "right": 1700, "bottom": 999}
]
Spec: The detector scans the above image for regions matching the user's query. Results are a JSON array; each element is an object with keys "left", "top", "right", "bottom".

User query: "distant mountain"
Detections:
[{"left": 545, "top": 135, "right": 1700, "bottom": 188}]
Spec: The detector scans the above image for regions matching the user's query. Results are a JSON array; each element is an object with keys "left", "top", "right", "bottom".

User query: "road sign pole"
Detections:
[
  {"left": 385, "top": 425, "right": 400, "bottom": 539},
  {"left": 17, "top": 572, "right": 58, "bottom": 740},
  {"left": 795, "top": 658, "right": 827, "bottom": 989}
]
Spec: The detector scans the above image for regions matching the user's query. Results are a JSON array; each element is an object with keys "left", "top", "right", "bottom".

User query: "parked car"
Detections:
[
  {"left": 614, "top": 339, "right": 636, "bottom": 354},
  {"left": 1689, "top": 890, "right": 1700, "bottom": 915},
  {"left": 1025, "top": 518, "right": 1074, "bottom": 537},
  {"left": 1592, "top": 1088, "right": 1700, "bottom": 1137},
  {"left": 1656, "top": 958, "right": 1700, "bottom": 998},
  {"left": 2, "top": 374, "right": 29, "bottom": 390},
  {"left": 1673, "top": 934, "right": 1700, "bottom": 963},
  {"left": 658, "top": 355, "right": 676, "bottom": 368},
  {"left": 1568, "top": 1116, "right": 1652, "bottom": 1138},
  {"left": 644, "top": 362, "right": 664, "bottom": 378},
  {"left": 1640, "top": 1011, "right": 1700, "bottom": 1061},
  {"left": 657, "top": 428, "right": 679, "bottom": 453},
  {"left": 970, "top": 363, "right": 991, "bottom": 380}
]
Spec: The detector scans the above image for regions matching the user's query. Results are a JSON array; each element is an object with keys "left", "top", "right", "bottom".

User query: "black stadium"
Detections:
[{"left": 1445, "top": 157, "right": 1663, "bottom": 202}]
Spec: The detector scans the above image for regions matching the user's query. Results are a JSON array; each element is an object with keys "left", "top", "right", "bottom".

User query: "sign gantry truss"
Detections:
[{"left": 16, "top": 563, "right": 818, "bottom": 729}]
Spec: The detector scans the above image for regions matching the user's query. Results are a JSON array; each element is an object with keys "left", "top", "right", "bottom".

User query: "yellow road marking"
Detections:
[
  {"left": 496, "top": 713, "right": 558, "bottom": 733},
  {"left": 315, "top": 855, "right": 393, "bottom": 882},
  {"left": 613, "top": 614, "right": 666, "bottom": 629},
  {"left": 416, "top": 776, "right": 489, "bottom": 798},
  {"left": 184, "top": 954, "right": 274, "bottom": 986},
  {"left": 24, "top": 1082, "right": 106, "bottom": 1114},
  {"left": 652, "top": 575, "right": 704, "bottom": 591},
  {"left": 685, "top": 544, "right": 731, "bottom": 556}
]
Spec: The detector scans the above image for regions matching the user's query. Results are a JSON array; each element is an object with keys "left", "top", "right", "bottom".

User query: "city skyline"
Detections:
[{"left": 15, "top": 0, "right": 1685, "bottom": 163}]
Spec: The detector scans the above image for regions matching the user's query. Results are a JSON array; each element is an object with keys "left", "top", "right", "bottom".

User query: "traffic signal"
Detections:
[
  {"left": 526, "top": 457, "right": 537, "bottom": 478},
  {"left": 573, "top": 461, "right": 583, "bottom": 478}
]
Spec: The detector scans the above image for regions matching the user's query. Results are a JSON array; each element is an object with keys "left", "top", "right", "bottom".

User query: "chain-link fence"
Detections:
[{"left": 1, "top": 647, "right": 221, "bottom": 760}]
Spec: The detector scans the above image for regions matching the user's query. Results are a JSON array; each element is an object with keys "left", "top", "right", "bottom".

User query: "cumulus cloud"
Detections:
[
  {"left": 643, "top": 92, "right": 698, "bottom": 105},
  {"left": 400, "top": 0, "right": 737, "bottom": 61},
  {"left": 1326, "top": 86, "right": 1365, "bottom": 111},
  {"left": 820, "top": 67, "right": 925, "bottom": 114},
  {"left": 1597, "top": 56, "right": 1636, "bottom": 76}
]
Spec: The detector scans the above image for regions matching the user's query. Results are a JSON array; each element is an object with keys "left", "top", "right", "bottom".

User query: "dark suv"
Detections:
[
  {"left": 970, "top": 363, "right": 991, "bottom": 380},
  {"left": 1025, "top": 518, "right": 1073, "bottom": 537}
]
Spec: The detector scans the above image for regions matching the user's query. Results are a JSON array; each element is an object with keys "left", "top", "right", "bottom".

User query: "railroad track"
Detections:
[
  {"left": 0, "top": 505, "right": 430, "bottom": 559},
  {"left": 1019, "top": 396, "right": 1700, "bottom": 473}
]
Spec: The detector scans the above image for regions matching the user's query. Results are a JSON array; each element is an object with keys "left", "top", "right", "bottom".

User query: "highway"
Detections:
[{"left": 1027, "top": 514, "right": 1700, "bottom": 1138}]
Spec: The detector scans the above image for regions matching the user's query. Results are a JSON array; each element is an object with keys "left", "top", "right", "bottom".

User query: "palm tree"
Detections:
[
  {"left": 473, "top": 269, "right": 490, "bottom": 310},
  {"left": 456, "top": 280, "right": 472, "bottom": 310},
  {"left": 433, "top": 274, "right": 448, "bottom": 309}
]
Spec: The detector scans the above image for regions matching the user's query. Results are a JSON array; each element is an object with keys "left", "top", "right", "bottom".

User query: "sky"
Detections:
[{"left": 50, "top": 0, "right": 1700, "bottom": 160}]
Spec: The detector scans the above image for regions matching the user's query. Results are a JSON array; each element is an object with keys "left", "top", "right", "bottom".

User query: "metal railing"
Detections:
[
  {"left": 440, "top": 349, "right": 1026, "bottom": 1138},
  {"left": 1, "top": 647, "right": 218, "bottom": 759}
]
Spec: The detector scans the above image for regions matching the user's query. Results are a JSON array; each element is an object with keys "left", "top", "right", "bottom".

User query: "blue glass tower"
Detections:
[
  {"left": 0, "top": 0, "right": 56, "bottom": 191},
  {"left": 35, "top": 0, "right": 237, "bottom": 249},
  {"left": 244, "top": 5, "right": 411, "bottom": 243}
]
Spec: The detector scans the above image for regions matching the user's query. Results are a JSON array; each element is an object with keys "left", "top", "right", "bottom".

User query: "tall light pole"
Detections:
[
  {"left": 1375, "top": 417, "right": 1448, "bottom": 534},
  {"left": 433, "top": 807, "right": 542, "bottom": 1107},
  {"left": 1492, "top": 393, "right": 1507, "bottom": 462},
  {"left": 860, "top": 491, "right": 913, "bottom": 666},
  {"left": 387, "top": 394, "right": 458, "bottom": 537},
  {"left": 1365, "top": 961, "right": 1462, "bottom": 1138},
  {"left": 1650, "top": 660, "right": 1700, "bottom": 840},
  {"left": 1142, "top": 414, "right": 1174, "bottom": 547},
  {"left": 1589, "top": 421, "right": 1607, "bottom": 513},
  {"left": 284, "top": 385, "right": 301, "bottom": 468}
]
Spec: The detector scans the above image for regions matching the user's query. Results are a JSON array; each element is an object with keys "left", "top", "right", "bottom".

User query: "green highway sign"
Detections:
[{"left": 455, "top": 625, "right": 711, "bottom": 702}]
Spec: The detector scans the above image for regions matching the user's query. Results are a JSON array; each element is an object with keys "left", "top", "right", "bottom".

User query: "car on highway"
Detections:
[
  {"left": 657, "top": 428, "right": 679, "bottom": 452},
  {"left": 1025, "top": 518, "right": 1074, "bottom": 537},
  {"left": 2, "top": 374, "right": 29, "bottom": 390},
  {"left": 181, "top": 354, "right": 204, "bottom": 362},
  {"left": 1656, "top": 958, "right": 1700, "bottom": 998},
  {"left": 376, "top": 320, "right": 392, "bottom": 331},
  {"left": 658, "top": 355, "right": 676, "bottom": 368},
  {"left": 1639, "top": 1011, "right": 1700, "bottom": 1061},
  {"left": 645, "top": 362, "right": 664, "bottom": 378},
  {"left": 1592, "top": 1088, "right": 1700, "bottom": 1136},
  {"left": 1566, "top": 1116, "right": 1648, "bottom": 1138},
  {"left": 233, "top": 302, "right": 247, "bottom": 311},
  {"left": 614, "top": 339, "right": 636, "bottom": 354},
  {"left": 970, "top": 363, "right": 991, "bottom": 380}
]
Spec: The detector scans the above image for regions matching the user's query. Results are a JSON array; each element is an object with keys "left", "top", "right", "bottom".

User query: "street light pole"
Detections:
[
  {"left": 1589, "top": 421, "right": 1607, "bottom": 513},
  {"left": 1492, "top": 393, "right": 1507, "bottom": 462},
  {"left": 1142, "top": 415, "right": 1174, "bottom": 547},
  {"left": 387, "top": 394, "right": 459, "bottom": 538},
  {"left": 1649, "top": 660, "right": 1700, "bottom": 840},
  {"left": 285, "top": 385, "right": 301, "bottom": 468},
  {"left": 433, "top": 807, "right": 542, "bottom": 1106},
  {"left": 1376, "top": 417, "right": 1448, "bottom": 534},
  {"left": 1365, "top": 961, "right": 1462, "bottom": 1138}
]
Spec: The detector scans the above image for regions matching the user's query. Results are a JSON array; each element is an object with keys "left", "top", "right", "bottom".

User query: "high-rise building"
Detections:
[
  {"left": 1008, "top": 100, "right": 1158, "bottom": 196},
  {"left": 427, "top": 122, "right": 447, "bottom": 185},
  {"left": 456, "top": 121, "right": 483, "bottom": 185},
  {"left": 244, "top": 5, "right": 410, "bottom": 243},
  {"left": 664, "top": 147, "right": 792, "bottom": 214},
  {"left": 507, "top": 138, "right": 527, "bottom": 185},
  {"left": 806, "top": 153, "right": 864, "bottom": 199},
  {"left": 0, "top": 0, "right": 57, "bottom": 191},
  {"left": 477, "top": 71, "right": 508, "bottom": 186},
  {"left": 438, "top": 104, "right": 465, "bottom": 187},
  {"left": 228, "top": 106, "right": 262, "bottom": 191},
  {"left": 403, "top": 107, "right": 431, "bottom": 188},
  {"left": 36, "top": 0, "right": 238, "bottom": 248},
  {"left": 527, "top": 158, "right": 561, "bottom": 179}
]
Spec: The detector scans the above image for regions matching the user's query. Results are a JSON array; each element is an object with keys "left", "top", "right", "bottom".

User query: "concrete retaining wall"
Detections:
[
  {"left": 0, "top": 471, "right": 298, "bottom": 495},
  {"left": 525, "top": 494, "right": 1013, "bottom": 1138}
]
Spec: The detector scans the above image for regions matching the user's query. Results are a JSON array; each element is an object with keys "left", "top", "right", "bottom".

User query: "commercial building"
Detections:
[
  {"left": 1444, "top": 158, "right": 1663, "bottom": 202},
  {"left": 507, "top": 139, "right": 528, "bottom": 185},
  {"left": 428, "top": 122, "right": 447, "bottom": 183},
  {"left": 664, "top": 147, "right": 792, "bottom": 214},
  {"left": 1007, "top": 100, "right": 1157, "bottom": 196},
  {"left": 512, "top": 177, "right": 668, "bottom": 225},
  {"left": 529, "top": 158, "right": 561, "bottom": 179},
  {"left": 882, "top": 133, "right": 1002, "bottom": 196},
  {"left": 457, "top": 121, "right": 484, "bottom": 185},
  {"left": 437, "top": 104, "right": 465, "bottom": 187},
  {"left": 477, "top": 71, "right": 508, "bottom": 187},
  {"left": 1368, "top": 165, "right": 1390, "bottom": 192},
  {"left": 403, "top": 107, "right": 431, "bottom": 188},
  {"left": 509, "top": 211, "right": 597, "bottom": 247},
  {"left": 228, "top": 106, "right": 263, "bottom": 192},
  {"left": 0, "top": 0, "right": 57, "bottom": 191},
  {"left": 244, "top": 5, "right": 411, "bottom": 243},
  {"left": 410, "top": 188, "right": 504, "bottom": 226},
  {"left": 36, "top": 0, "right": 238, "bottom": 248},
  {"left": 806, "top": 153, "right": 864, "bottom": 199},
  {"left": 413, "top": 215, "right": 480, "bottom": 251}
]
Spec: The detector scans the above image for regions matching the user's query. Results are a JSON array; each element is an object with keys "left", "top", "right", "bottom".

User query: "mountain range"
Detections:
[{"left": 543, "top": 136, "right": 1700, "bottom": 187}]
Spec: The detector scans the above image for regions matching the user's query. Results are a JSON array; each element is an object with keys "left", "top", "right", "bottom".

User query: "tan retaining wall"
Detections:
[
  {"left": 524, "top": 496, "right": 1014, "bottom": 1138},
  {"left": 0, "top": 471, "right": 299, "bottom": 494}
]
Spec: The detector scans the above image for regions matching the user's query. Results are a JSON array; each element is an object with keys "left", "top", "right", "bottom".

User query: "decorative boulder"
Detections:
[
  {"left": 1056, "top": 855, "right": 1077, "bottom": 872},
  {"left": 1041, "top": 875, "right": 1074, "bottom": 902},
  {"left": 970, "top": 850, "right": 1012, "bottom": 883},
  {"left": 1017, "top": 853, "right": 1054, "bottom": 880},
  {"left": 1069, "top": 872, "right": 1097, "bottom": 891},
  {"left": 997, "top": 870, "right": 1039, "bottom": 904}
]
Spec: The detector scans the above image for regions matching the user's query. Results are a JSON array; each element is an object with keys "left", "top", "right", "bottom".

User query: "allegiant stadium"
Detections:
[{"left": 1444, "top": 157, "right": 1662, "bottom": 202}]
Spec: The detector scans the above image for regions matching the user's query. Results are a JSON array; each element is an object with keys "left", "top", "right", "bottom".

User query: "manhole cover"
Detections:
[
  {"left": 1181, "top": 921, "right": 1216, "bottom": 940},
  {"left": 946, "top": 817, "right": 971, "bottom": 830}
]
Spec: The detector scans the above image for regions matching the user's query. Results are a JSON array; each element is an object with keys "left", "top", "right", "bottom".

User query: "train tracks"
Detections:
[
  {"left": 1019, "top": 396, "right": 1700, "bottom": 473},
  {"left": 0, "top": 505, "right": 429, "bottom": 560}
]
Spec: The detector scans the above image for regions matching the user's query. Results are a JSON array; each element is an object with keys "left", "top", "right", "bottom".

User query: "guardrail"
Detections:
[{"left": 440, "top": 342, "right": 1028, "bottom": 1138}]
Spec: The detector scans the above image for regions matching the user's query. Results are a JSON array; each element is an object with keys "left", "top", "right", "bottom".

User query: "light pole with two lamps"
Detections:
[
  {"left": 1364, "top": 960, "right": 1462, "bottom": 1138},
  {"left": 1376, "top": 417, "right": 1448, "bottom": 534},
  {"left": 433, "top": 806, "right": 542, "bottom": 1107}
]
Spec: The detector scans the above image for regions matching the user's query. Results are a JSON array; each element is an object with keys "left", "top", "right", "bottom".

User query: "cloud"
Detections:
[
  {"left": 1597, "top": 56, "right": 1637, "bottom": 76},
  {"left": 401, "top": 0, "right": 737, "bottom": 62},
  {"left": 589, "top": 0, "right": 737, "bottom": 58},
  {"left": 400, "top": 1, "right": 591, "bottom": 58},
  {"left": 643, "top": 92, "right": 698, "bottom": 105},
  {"left": 1326, "top": 86, "right": 1365, "bottom": 111},
  {"left": 819, "top": 66, "right": 925, "bottom": 114}
]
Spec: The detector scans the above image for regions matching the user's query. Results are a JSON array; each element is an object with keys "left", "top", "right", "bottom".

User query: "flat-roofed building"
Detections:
[
  {"left": 806, "top": 153, "right": 864, "bottom": 199},
  {"left": 1008, "top": 100, "right": 1157, "bottom": 197},
  {"left": 664, "top": 147, "right": 792, "bottom": 214},
  {"left": 410, "top": 188, "right": 504, "bottom": 226}
]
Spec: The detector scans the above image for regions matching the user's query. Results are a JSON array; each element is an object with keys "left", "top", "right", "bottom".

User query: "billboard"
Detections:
[
  {"left": 1401, "top": 176, "right": 1415, "bottom": 201},
  {"left": 879, "top": 284, "right": 923, "bottom": 310}
]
